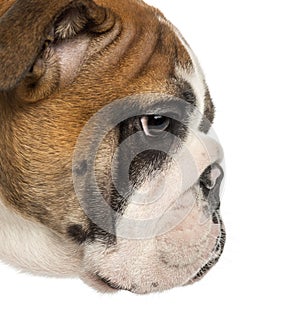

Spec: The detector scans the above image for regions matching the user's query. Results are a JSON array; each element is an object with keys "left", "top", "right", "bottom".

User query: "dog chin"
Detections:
[{"left": 80, "top": 193, "right": 225, "bottom": 294}]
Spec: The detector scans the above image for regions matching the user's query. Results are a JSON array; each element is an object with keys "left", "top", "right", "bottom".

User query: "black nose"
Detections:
[{"left": 199, "top": 163, "right": 224, "bottom": 210}]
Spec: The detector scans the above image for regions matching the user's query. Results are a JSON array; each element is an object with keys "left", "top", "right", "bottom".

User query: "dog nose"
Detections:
[{"left": 199, "top": 163, "right": 224, "bottom": 210}]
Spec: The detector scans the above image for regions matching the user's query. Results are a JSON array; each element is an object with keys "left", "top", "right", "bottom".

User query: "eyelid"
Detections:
[{"left": 145, "top": 99, "right": 193, "bottom": 122}]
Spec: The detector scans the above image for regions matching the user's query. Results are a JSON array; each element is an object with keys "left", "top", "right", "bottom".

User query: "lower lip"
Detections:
[{"left": 96, "top": 275, "right": 122, "bottom": 290}]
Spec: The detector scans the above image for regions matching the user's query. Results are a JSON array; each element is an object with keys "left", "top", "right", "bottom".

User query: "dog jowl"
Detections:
[{"left": 0, "top": 0, "right": 225, "bottom": 294}]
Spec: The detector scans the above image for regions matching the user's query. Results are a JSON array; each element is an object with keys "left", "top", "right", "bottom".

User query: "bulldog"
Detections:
[{"left": 0, "top": 0, "right": 225, "bottom": 294}]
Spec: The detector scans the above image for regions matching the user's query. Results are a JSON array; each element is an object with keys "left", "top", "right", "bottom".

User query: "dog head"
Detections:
[{"left": 0, "top": 0, "right": 225, "bottom": 294}]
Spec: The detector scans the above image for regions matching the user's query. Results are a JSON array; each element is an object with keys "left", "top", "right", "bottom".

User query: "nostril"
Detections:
[
  {"left": 203, "top": 165, "right": 222, "bottom": 189},
  {"left": 199, "top": 163, "right": 223, "bottom": 189},
  {"left": 199, "top": 163, "right": 224, "bottom": 210}
]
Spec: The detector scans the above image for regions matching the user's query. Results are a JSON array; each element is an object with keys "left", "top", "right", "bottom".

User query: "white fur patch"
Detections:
[
  {"left": 83, "top": 187, "right": 222, "bottom": 294},
  {"left": 0, "top": 197, "right": 81, "bottom": 277}
]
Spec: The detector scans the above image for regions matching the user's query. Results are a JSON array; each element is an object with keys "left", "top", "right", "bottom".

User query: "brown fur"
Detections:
[{"left": 0, "top": 0, "right": 199, "bottom": 237}]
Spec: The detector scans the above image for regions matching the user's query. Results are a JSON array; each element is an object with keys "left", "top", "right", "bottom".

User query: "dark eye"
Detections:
[{"left": 140, "top": 115, "right": 170, "bottom": 137}]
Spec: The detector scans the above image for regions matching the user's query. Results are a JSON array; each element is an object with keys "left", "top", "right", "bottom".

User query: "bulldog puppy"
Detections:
[{"left": 0, "top": 0, "right": 225, "bottom": 294}]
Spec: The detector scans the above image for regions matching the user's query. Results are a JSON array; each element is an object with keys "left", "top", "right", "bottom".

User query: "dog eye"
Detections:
[{"left": 140, "top": 115, "right": 170, "bottom": 137}]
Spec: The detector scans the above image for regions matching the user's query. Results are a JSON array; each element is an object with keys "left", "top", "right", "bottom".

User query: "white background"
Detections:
[{"left": 1, "top": 0, "right": 299, "bottom": 331}]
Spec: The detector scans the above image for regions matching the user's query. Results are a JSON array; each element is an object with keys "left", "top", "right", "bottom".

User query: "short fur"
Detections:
[{"left": 0, "top": 0, "right": 225, "bottom": 294}]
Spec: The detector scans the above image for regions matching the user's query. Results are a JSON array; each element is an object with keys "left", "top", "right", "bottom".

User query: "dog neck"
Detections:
[{"left": 0, "top": 196, "right": 82, "bottom": 277}]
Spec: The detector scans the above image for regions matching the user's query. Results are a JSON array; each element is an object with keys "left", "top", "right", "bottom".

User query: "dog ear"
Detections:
[{"left": 0, "top": 0, "right": 115, "bottom": 92}]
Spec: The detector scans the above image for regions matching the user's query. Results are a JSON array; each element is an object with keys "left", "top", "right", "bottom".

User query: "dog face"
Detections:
[{"left": 0, "top": 0, "right": 225, "bottom": 294}]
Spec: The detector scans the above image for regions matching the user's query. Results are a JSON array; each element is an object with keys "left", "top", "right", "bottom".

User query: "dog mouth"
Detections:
[
  {"left": 186, "top": 210, "right": 226, "bottom": 285},
  {"left": 86, "top": 216, "right": 225, "bottom": 294},
  {"left": 83, "top": 164, "right": 225, "bottom": 293},
  {"left": 96, "top": 275, "right": 127, "bottom": 291},
  {"left": 82, "top": 271, "right": 129, "bottom": 293},
  {"left": 94, "top": 215, "right": 226, "bottom": 293}
]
